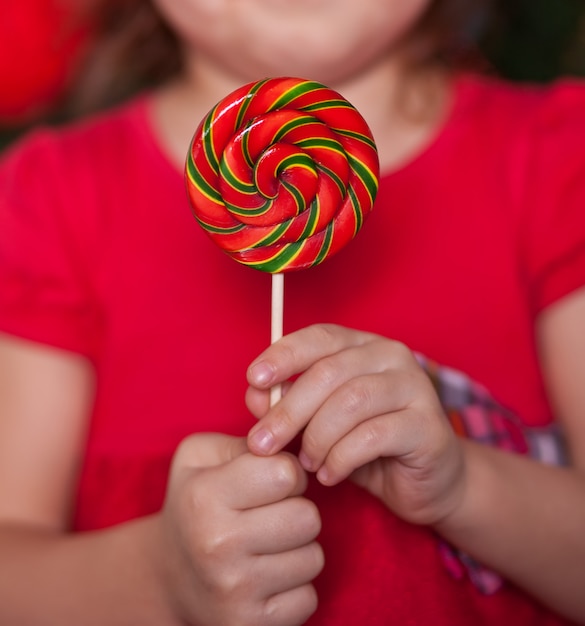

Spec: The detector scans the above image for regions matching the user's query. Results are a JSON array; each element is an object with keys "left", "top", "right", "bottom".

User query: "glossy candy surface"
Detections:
[{"left": 185, "top": 77, "right": 379, "bottom": 273}]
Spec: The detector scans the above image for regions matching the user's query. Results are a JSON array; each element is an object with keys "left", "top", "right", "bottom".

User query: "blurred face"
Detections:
[{"left": 153, "top": 0, "right": 433, "bottom": 86}]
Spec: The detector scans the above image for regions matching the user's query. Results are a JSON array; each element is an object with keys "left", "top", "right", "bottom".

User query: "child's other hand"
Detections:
[
  {"left": 158, "top": 433, "right": 323, "bottom": 626},
  {"left": 246, "top": 324, "right": 465, "bottom": 526}
]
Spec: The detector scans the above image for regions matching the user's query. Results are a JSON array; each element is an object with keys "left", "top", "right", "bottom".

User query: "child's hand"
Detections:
[
  {"left": 246, "top": 324, "right": 466, "bottom": 526},
  {"left": 158, "top": 433, "right": 323, "bottom": 626}
]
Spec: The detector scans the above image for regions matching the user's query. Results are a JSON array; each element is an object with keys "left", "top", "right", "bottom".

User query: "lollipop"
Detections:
[{"left": 185, "top": 77, "right": 380, "bottom": 401}]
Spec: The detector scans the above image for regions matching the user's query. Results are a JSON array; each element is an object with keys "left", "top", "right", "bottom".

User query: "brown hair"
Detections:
[
  {"left": 70, "top": 0, "right": 495, "bottom": 115},
  {"left": 413, "top": 0, "right": 495, "bottom": 68},
  {"left": 69, "top": 0, "right": 182, "bottom": 114}
]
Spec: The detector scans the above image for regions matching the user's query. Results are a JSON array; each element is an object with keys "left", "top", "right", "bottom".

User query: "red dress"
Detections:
[{"left": 1, "top": 73, "right": 584, "bottom": 624}]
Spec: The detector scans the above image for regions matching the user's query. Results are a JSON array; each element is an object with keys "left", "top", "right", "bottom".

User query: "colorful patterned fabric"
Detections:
[{"left": 416, "top": 353, "right": 568, "bottom": 593}]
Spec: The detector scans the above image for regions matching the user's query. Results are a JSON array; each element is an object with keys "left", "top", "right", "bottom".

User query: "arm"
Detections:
[
  {"left": 0, "top": 333, "right": 174, "bottom": 625},
  {"left": 435, "top": 286, "right": 585, "bottom": 621},
  {"left": 246, "top": 312, "right": 585, "bottom": 624},
  {"left": 0, "top": 333, "right": 322, "bottom": 626}
]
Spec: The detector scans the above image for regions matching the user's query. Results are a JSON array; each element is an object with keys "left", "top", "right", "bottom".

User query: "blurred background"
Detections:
[
  {"left": 1, "top": 0, "right": 585, "bottom": 151},
  {"left": 482, "top": 0, "right": 585, "bottom": 80}
]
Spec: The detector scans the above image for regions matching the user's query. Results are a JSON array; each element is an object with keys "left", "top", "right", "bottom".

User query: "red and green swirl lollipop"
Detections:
[
  {"left": 185, "top": 77, "right": 379, "bottom": 403},
  {"left": 185, "top": 77, "right": 379, "bottom": 273}
]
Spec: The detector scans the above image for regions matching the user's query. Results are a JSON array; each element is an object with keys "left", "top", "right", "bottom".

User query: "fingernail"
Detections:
[
  {"left": 298, "top": 450, "right": 314, "bottom": 472},
  {"left": 249, "top": 427, "right": 275, "bottom": 454},
  {"left": 317, "top": 466, "right": 330, "bottom": 484},
  {"left": 249, "top": 361, "right": 275, "bottom": 386}
]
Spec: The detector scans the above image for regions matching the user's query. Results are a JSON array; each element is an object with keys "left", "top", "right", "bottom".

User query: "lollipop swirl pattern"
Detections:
[{"left": 185, "top": 77, "right": 380, "bottom": 273}]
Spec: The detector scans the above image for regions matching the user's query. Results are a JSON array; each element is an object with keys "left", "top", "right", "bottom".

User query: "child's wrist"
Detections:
[
  {"left": 131, "top": 514, "right": 185, "bottom": 626},
  {"left": 431, "top": 439, "right": 494, "bottom": 538}
]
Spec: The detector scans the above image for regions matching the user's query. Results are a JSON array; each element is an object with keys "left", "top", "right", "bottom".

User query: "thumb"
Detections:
[{"left": 173, "top": 433, "right": 249, "bottom": 470}]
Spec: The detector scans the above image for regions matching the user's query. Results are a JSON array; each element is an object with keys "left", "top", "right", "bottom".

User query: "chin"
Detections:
[{"left": 226, "top": 53, "right": 370, "bottom": 90}]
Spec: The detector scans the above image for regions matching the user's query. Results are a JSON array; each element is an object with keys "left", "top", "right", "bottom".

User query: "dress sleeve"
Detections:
[
  {"left": 519, "top": 80, "right": 585, "bottom": 314},
  {"left": 0, "top": 130, "right": 101, "bottom": 358}
]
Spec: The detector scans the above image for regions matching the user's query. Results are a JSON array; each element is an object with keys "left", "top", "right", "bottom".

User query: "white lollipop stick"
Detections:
[{"left": 270, "top": 273, "right": 284, "bottom": 406}]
